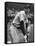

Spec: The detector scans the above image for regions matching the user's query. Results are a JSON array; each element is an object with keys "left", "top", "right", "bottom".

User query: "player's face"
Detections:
[{"left": 24, "top": 17, "right": 28, "bottom": 24}]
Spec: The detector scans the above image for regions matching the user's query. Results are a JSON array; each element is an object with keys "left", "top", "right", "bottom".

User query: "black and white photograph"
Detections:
[{"left": 5, "top": 2, "right": 34, "bottom": 44}]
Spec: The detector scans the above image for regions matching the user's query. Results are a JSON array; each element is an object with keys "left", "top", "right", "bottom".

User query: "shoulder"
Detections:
[{"left": 27, "top": 24, "right": 33, "bottom": 32}]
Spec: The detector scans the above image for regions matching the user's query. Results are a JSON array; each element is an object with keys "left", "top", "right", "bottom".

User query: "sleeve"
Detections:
[{"left": 12, "top": 13, "right": 20, "bottom": 24}]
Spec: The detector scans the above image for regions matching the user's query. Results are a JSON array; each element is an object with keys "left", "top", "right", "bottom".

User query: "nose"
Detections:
[{"left": 26, "top": 19, "right": 28, "bottom": 23}]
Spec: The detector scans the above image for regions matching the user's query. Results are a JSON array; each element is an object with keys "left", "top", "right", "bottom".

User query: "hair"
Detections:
[{"left": 20, "top": 21, "right": 26, "bottom": 35}]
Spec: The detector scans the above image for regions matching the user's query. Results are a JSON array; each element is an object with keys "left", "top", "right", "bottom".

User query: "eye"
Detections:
[
  {"left": 24, "top": 18, "right": 26, "bottom": 20},
  {"left": 24, "top": 18, "right": 26, "bottom": 21}
]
